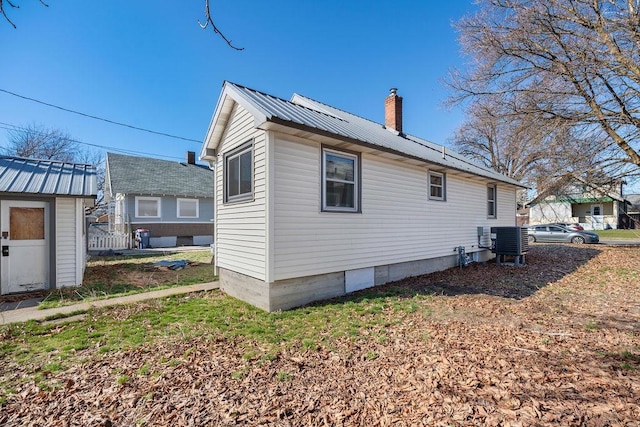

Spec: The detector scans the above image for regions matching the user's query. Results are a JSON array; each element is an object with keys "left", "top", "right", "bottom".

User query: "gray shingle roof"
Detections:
[
  {"left": 0, "top": 156, "right": 97, "bottom": 197},
  {"left": 209, "top": 81, "right": 523, "bottom": 187},
  {"left": 106, "top": 152, "right": 213, "bottom": 198}
]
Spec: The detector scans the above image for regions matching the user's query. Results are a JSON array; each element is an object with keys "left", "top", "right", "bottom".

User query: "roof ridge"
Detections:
[
  {"left": 291, "top": 93, "right": 492, "bottom": 174},
  {"left": 0, "top": 155, "right": 93, "bottom": 167},
  {"left": 228, "top": 81, "right": 347, "bottom": 122}
]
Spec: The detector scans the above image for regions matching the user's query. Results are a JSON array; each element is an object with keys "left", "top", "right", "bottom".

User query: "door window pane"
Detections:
[{"left": 10, "top": 207, "right": 44, "bottom": 240}]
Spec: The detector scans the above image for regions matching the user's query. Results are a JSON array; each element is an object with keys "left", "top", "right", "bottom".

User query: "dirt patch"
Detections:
[{"left": 2, "top": 244, "right": 639, "bottom": 426}]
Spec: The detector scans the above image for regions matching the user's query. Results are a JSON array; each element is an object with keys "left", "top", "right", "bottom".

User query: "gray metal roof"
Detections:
[
  {"left": 0, "top": 156, "right": 97, "bottom": 197},
  {"left": 210, "top": 81, "right": 523, "bottom": 187},
  {"left": 106, "top": 152, "right": 213, "bottom": 198}
]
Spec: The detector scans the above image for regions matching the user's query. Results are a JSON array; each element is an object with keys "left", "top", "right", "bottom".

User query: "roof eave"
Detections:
[{"left": 200, "top": 81, "right": 270, "bottom": 161}]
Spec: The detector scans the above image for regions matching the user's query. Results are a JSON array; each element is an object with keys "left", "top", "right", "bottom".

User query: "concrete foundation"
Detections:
[{"left": 218, "top": 250, "right": 493, "bottom": 312}]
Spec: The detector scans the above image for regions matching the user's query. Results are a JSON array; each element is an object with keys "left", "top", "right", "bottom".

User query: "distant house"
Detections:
[
  {"left": 200, "top": 82, "right": 524, "bottom": 312},
  {"left": 104, "top": 152, "right": 214, "bottom": 248},
  {"left": 0, "top": 156, "right": 97, "bottom": 295},
  {"left": 622, "top": 194, "right": 640, "bottom": 229},
  {"left": 528, "top": 175, "right": 628, "bottom": 229}
]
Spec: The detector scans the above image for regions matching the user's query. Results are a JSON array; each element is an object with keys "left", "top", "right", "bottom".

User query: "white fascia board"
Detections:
[{"left": 200, "top": 82, "right": 270, "bottom": 161}]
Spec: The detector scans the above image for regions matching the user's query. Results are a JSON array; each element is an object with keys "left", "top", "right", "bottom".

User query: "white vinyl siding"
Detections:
[
  {"left": 272, "top": 135, "right": 517, "bottom": 281},
  {"left": 216, "top": 105, "right": 267, "bottom": 280},
  {"left": 55, "top": 198, "right": 77, "bottom": 287}
]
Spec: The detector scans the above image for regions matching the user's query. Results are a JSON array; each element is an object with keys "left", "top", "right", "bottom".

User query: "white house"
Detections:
[
  {"left": 0, "top": 156, "right": 97, "bottom": 295},
  {"left": 527, "top": 175, "right": 628, "bottom": 230},
  {"left": 200, "top": 82, "right": 524, "bottom": 312}
]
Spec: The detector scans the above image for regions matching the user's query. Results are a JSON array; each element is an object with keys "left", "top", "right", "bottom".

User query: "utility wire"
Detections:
[
  {"left": 0, "top": 88, "right": 202, "bottom": 143},
  {"left": 0, "top": 122, "right": 186, "bottom": 161}
]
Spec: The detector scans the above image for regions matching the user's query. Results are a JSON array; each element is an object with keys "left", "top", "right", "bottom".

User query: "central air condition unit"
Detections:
[{"left": 490, "top": 226, "right": 528, "bottom": 266}]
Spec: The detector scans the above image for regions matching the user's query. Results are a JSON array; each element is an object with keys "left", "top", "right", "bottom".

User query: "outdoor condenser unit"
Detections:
[{"left": 490, "top": 226, "right": 528, "bottom": 265}]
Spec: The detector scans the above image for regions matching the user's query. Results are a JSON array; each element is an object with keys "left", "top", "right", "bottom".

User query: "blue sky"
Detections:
[{"left": 0, "top": 1, "right": 476, "bottom": 165}]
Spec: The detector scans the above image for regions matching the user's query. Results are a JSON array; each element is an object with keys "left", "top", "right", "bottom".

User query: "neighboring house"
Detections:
[
  {"left": 104, "top": 152, "right": 214, "bottom": 248},
  {"left": 624, "top": 194, "right": 640, "bottom": 229},
  {"left": 200, "top": 82, "right": 524, "bottom": 312},
  {"left": 0, "top": 156, "right": 97, "bottom": 295},
  {"left": 528, "top": 175, "right": 628, "bottom": 229}
]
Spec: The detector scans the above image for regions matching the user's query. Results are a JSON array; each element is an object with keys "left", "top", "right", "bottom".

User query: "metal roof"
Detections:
[
  {"left": 0, "top": 156, "right": 97, "bottom": 197},
  {"left": 106, "top": 152, "right": 213, "bottom": 198},
  {"left": 205, "top": 81, "right": 524, "bottom": 187}
]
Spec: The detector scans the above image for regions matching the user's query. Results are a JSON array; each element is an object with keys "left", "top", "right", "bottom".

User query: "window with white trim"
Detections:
[
  {"left": 135, "top": 196, "right": 161, "bottom": 218},
  {"left": 428, "top": 171, "right": 445, "bottom": 201},
  {"left": 487, "top": 184, "right": 497, "bottom": 218},
  {"left": 177, "top": 198, "right": 199, "bottom": 218},
  {"left": 225, "top": 142, "right": 253, "bottom": 203},
  {"left": 322, "top": 148, "right": 359, "bottom": 212}
]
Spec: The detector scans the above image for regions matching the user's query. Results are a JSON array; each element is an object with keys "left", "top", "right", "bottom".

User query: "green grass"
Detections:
[
  {"left": 0, "top": 285, "right": 430, "bottom": 403},
  {"left": 38, "top": 250, "right": 216, "bottom": 309},
  {"left": 594, "top": 229, "right": 640, "bottom": 239}
]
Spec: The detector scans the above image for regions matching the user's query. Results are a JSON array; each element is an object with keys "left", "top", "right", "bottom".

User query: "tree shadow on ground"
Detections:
[{"left": 329, "top": 245, "right": 602, "bottom": 304}]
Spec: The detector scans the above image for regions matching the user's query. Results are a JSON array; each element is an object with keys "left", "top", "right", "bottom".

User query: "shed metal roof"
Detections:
[
  {"left": 106, "top": 152, "right": 213, "bottom": 198},
  {"left": 202, "top": 81, "right": 524, "bottom": 188},
  {"left": 0, "top": 156, "right": 97, "bottom": 197}
]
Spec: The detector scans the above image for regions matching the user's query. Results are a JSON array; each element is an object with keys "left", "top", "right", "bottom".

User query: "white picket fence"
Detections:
[{"left": 88, "top": 233, "right": 130, "bottom": 251}]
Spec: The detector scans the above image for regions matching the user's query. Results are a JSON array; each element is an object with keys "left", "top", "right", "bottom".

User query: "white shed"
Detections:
[
  {"left": 201, "top": 82, "right": 524, "bottom": 312},
  {"left": 0, "top": 156, "right": 97, "bottom": 295}
]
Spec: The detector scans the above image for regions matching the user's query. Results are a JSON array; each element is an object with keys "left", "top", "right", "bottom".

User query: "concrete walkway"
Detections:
[{"left": 0, "top": 282, "right": 219, "bottom": 325}]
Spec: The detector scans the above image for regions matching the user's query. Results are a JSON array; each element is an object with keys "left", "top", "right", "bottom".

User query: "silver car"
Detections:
[{"left": 527, "top": 224, "right": 599, "bottom": 244}]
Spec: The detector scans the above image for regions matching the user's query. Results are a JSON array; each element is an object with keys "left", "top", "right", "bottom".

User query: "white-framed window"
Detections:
[
  {"left": 225, "top": 141, "right": 253, "bottom": 203},
  {"left": 177, "top": 198, "right": 199, "bottom": 218},
  {"left": 487, "top": 184, "right": 497, "bottom": 218},
  {"left": 135, "top": 196, "right": 161, "bottom": 218},
  {"left": 428, "top": 171, "right": 445, "bottom": 201},
  {"left": 322, "top": 147, "right": 360, "bottom": 212}
]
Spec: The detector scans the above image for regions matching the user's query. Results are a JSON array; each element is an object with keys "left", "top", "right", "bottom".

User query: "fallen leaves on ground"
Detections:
[{"left": 2, "top": 244, "right": 639, "bottom": 426}]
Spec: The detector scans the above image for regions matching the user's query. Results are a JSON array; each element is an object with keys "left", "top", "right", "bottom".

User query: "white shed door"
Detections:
[{"left": 0, "top": 200, "right": 49, "bottom": 294}]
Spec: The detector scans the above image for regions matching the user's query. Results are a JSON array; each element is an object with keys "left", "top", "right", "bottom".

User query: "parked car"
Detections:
[
  {"left": 527, "top": 224, "right": 599, "bottom": 244},
  {"left": 552, "top": 222, "right": 584, "bottom": 231}
]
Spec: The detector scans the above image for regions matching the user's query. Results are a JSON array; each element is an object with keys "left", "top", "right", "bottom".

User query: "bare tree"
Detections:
[
  {"left": 1, "top": 0, "right": 243, "bottom": 49},
  {"left": 3, "top": 123, "right": 105, "bottom": 196},
  {"left": 448, "top": 0, "right": 640, "bottom": 183},
  {"left": 4, "top": 123, "right": 78, "bottom": 161},
  {"left": 452, "top": 92, "right": 634, "bottom": 195}
]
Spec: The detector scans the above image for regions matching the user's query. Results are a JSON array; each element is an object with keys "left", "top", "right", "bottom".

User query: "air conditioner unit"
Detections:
[{"left": 490, "top": 226, "right": 528, "bottom": 265}]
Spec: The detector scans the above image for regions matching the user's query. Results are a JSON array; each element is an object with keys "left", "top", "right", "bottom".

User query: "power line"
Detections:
[
  {"left": 0, "top": 88, "right": 202, "bottom": 143},
  {"left": 0, "top": 122, "right": 187, "bottom": 161}
]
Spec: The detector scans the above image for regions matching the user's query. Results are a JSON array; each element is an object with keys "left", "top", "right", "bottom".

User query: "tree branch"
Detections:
[
  {"left": 198, "top": 0, "right": 243, "bottom": 50},
  {"left": 0, "top": 0, "right": 18, "bottom": 28}
]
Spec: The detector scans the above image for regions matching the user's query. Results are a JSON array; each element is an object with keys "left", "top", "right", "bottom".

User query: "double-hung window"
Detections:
[
  {"left": 487, "top": 184, "right": 497, "bottom": 218},
  {"left": 428, "top": 171, "right": 445, "bottom": 201},
  {"left": 322, "top": 147, "right": 359, "bottom": 212},
  {"left": 225, "top": 142, "right": 253, "bottom": 203}
]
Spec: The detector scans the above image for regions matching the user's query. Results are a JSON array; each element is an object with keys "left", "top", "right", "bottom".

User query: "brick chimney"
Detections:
[
  {"left": 186, "top": 151, "right": 196, "bottom": 165},
  {"left": 385, "top": 88, "right": 403, "bottom": 133}
]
